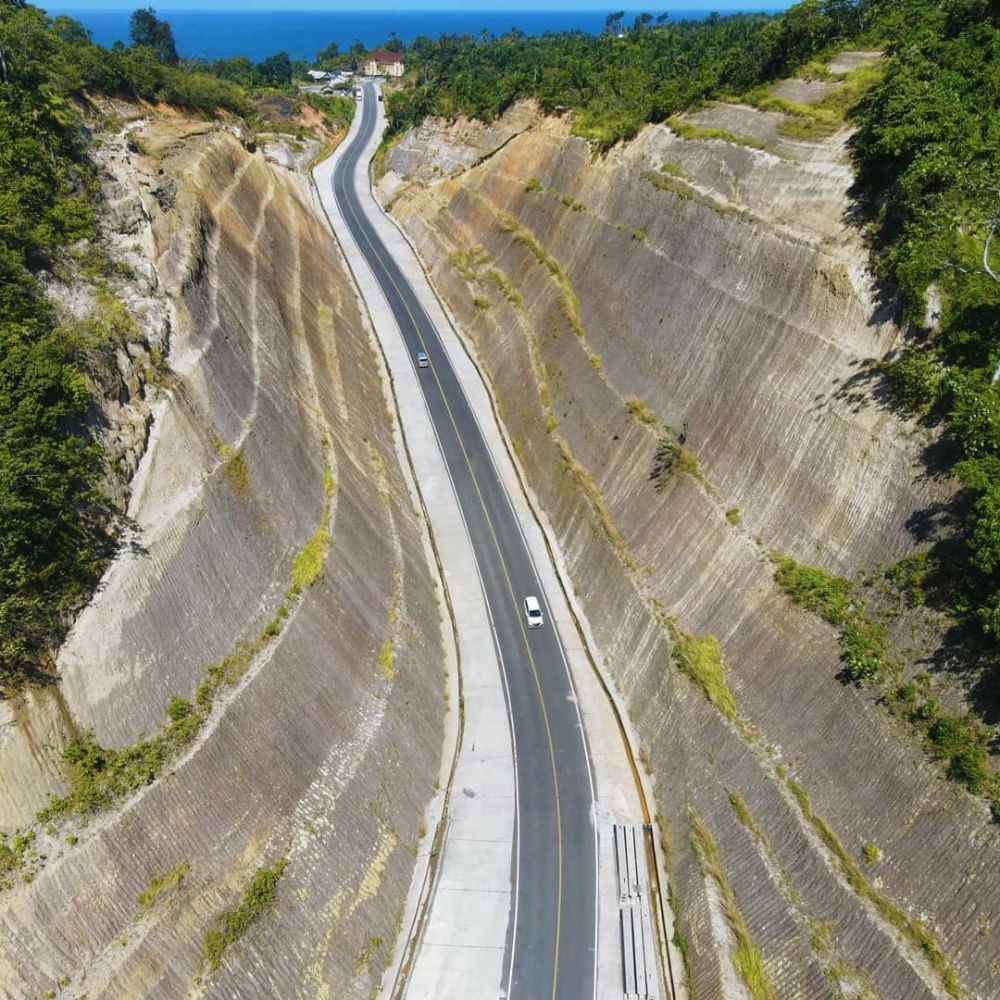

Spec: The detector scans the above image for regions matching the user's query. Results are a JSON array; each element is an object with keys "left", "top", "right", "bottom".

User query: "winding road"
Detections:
[{"left": 330, "top": 83, "right": 599, "bottom": 998}]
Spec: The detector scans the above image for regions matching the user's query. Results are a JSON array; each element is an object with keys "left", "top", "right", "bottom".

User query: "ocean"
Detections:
[{"left": 44, "top": 8, "right": 786, "bottom": 63}]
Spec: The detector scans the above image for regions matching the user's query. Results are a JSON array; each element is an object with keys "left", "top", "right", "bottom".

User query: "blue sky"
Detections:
[{"left": 56, "top": 2, "right": 783, "bottom": 10}]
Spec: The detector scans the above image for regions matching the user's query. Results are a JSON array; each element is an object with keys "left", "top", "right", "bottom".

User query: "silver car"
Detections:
[{"left": 416, "top": 351, "right": 429, "bottom": 369}]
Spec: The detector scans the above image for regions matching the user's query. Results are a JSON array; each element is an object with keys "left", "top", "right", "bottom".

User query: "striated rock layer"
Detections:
[
  {"left": 0, "top": 118, "right": 445, "bottom": 997},
  {"left": 382, "top": 100, "right": 999, "bottom": 998}
]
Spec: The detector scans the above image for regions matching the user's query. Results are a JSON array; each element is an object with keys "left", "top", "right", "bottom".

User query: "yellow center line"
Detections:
[{"left": 337, "top": 97, "right": 565, "bottom": 1000}]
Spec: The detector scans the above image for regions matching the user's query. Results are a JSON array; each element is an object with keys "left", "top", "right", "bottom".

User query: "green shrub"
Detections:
[
  {"left": 886, "top": 551, "right": 939, "bottom": 608},
  {"left": 773, "top": 557, "right": 851, "bottom": 625},
  {"left": 860, "top": 842, "right": 881, "bottom": 864},
  {"left": 204, "top": 857, "right": 289, "bottom": 972},
  {"left": 948, "top": 748, "right": 992, "bottom": 794},
  {"left": 841, "top": 618, "right": 887, "bottom": 683},
  {"left": 927, "top": 714, "right": 982, "bottom": 757},
  {"left": 878, "top": 348, "right": 943, "bottom": 413}
]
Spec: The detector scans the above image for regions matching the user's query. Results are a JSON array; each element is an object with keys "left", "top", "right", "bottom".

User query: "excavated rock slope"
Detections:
[
  {"left": 0, "top": 117, "right": 444, "bottom": 997},
  {"left": 382, "top": 96, "right": 999, "bottom": 998}
]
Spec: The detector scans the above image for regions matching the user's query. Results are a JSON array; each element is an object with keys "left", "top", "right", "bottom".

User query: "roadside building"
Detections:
[
  {"left": 363, "top": 51, "right": 404, "bottom": 77},
  {"left": 307, "top": 69, "right": 334, "bottom": 81}
]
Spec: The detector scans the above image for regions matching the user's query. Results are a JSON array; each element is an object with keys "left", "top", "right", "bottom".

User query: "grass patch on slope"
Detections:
[
  {"left": 138, "top": 862, "right": 190, "bottom": 910},
  {"left": 203, "top": 856, "right": 289, "bottom": 972},
  {"left": 35, "top": 447, "right": 336, "bottom": 825},
  {"left": 667, "top": 115, "right": 769, "bottom": 150},
  {"left": 771, "top": 554, "right": 888, "bottom": 684},
  {"left": 690, "top": 812, "right": 775, "bottom": 1000},
  {"left": 783, "top": 777, "right": 961, "bottom": 998},
  {"left": 672, "top": 632, "right": 736, "bottom": 721},
  {"left": 745, "top": 62, "right": 884, "bottom": 139},
  {"left": 498, "top": 214, "right": 585, "bottom": 339}
]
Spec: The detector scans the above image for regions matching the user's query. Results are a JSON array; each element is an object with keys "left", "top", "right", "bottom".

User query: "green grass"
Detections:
[
  {"left": 772, "top": 555, "right": 851, "bottom": 625},
  {"left": 690, "top": 812, "right": 775, "bottom": 1000},
  {"left": 772, "top": 553, "right": 893, "bottom": 684},
  {"left": 288, "top": 452, "right": 334, "bottom": 597},
  {"left": 354, "top": 934, "right": 383, "bottom": 975},
  {"left": 659, "top": 161, "right": 693, "bottom": 180},
  {"left": 211, "top": 433, "right": 250, "bottom": 497},
  {"left": 137, "top": 862, "right": 190, "bottom": 909},
  {"left": 378, "top": 638, "right": 395, "bottom": 683},
  {"left": 745, "top": 63, "right": 885, "bottom": 140},
  {"left": 0, "top": 830, "right": 36, "bottom": 888},
  {"left": 860, "top": 842, "right": 881, "bottom": 865},
  {"left": 36, "top": 444, "right": 336, "bottom": 825},
  {"left": 556, "top": 438, "right": 636, "bottom": 571},
  {"left": 668, "top": 879, "right": 697, "bottom": 1000},
  {"left": 728, "top": 788, "right": 767, "bottom": 846},
  {"left": 672, "top": 632, "right": 736, "bottom": 720},
  {"left": 725, "top": 507, "right": 741, "bottom": 526},
  {"left": 203, "top": 857, "right": 289, "bottom": 973},
  {"left": 485, "top": 268, "right": 524, "bottom": 310},
  {"left": 499, "top": 214, "right": 585, "bottom": 339},
  {"left": 650, "top": 434, "right": 705, "bottom": 490},
  {"left": 784, "top": 778, "right": 961, "bottom": 998},
  {"left": 626, "top": 396, "right": 660, "bottom": 428},
  {"left": 288, "top": 526, "right": 329, "bottom": 596},
  {"left": 885, "top": 551, "right": 939, "bottom": 608},
  {"left": 667, "top": 115, "right": 769, "bottom": 150},
  {"left": 642, "top": 170, "right": 695, "bottom": 200}
]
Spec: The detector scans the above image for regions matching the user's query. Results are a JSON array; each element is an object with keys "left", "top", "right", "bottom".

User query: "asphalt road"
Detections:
[{"left": 331, "top": 83, "right": 598, "bottom": 999}]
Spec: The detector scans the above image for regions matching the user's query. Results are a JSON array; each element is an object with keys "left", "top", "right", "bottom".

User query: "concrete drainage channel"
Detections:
[
  {"left": 313, "top": 82, "right": 679, "bottom": 1000},
  {"left": 616, "top": 825, "right": 661, "bottom": 1000}
]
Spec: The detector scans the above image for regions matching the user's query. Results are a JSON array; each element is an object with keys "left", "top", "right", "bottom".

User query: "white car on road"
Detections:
[{"left": 523, "top": 595, "right": 544, "bottom": 628}]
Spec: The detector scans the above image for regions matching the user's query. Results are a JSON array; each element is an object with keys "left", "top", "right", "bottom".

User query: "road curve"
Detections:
[{"left": 331, "top": 83, "right": 598, "bottom": 998}]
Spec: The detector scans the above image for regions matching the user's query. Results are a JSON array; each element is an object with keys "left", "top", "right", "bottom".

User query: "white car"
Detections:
[
  {"left": 523, "top": 595, "right": 544, "bottom": 628},
  {"left": 416, "top": 351, "right": 429, "bottom": 369}
]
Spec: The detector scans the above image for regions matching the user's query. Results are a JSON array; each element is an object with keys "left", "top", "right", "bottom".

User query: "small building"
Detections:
[
  {"left": 363, "top": 51, "right": 404, "bottom": 78},
  {"left": 307, "top": 69, "right": 334, "bottom": 81}
]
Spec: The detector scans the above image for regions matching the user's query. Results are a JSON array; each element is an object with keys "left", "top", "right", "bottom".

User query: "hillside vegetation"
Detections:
[{"left": 0, "top": 3, "right": 351, "bottom": 693}]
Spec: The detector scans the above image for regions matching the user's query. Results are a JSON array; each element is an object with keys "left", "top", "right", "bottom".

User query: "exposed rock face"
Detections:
[
  {"left": 0, "top": 118, "right": 444, "bottom": 998},
  {"left": 380, "top": 100, "right": 540, "bottom": 195},
  {"left": 381, "top": 103, "right": 999, "bottom": 998}
]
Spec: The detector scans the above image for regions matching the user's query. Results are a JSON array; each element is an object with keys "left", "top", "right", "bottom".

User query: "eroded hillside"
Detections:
[
  {"left": 0, "top": 110, "right": 445, "bottom": 997},
  {"left": 380, "top": 70, "right": 999, "bottom": 998}
]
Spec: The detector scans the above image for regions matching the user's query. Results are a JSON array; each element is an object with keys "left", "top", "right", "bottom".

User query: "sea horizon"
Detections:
[{"left": 45, "top": 7, "right": 788, "bottom": 62}]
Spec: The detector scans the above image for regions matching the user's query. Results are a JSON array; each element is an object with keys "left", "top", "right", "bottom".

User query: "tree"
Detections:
[
  {"left": 254, "top": 51, "right": 291, "bottom": 87},
  {"left": 605, "top": 11, "right": 625, "bottom": 33},
  {"left": 316, "top": 42, "right": 340, "bottom": 68},
  {"left": 128, "top": 7, "right": 177, "bottom": 65},
  {"left": 51, "top": 15, "right": 91, "bottom": 46},
  {"left": 348, "top": 39, "right": 366, "bottom": 71}
]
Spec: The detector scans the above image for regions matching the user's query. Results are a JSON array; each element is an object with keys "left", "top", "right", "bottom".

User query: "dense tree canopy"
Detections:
[{"left": 383, "top": 2, "right": 868, "bottom": 147}]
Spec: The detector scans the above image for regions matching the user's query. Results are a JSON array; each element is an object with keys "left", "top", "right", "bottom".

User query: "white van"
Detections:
[{"left": 523, "top": 595, "right": 544, "bottom": 628}]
